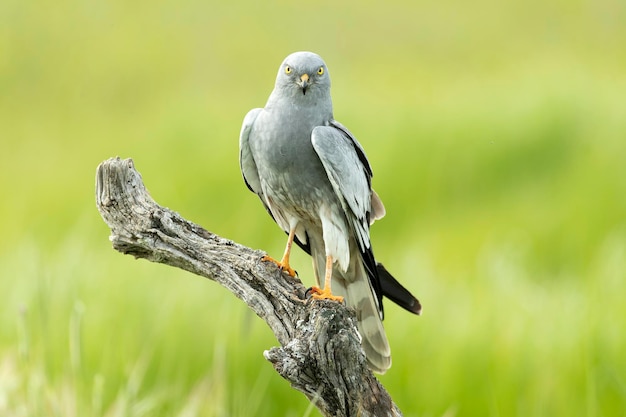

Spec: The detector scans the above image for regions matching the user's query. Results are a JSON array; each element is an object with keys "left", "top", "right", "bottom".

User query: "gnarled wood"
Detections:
[{"left": 95, "top": 157, "right": 402, "bottom": 417}]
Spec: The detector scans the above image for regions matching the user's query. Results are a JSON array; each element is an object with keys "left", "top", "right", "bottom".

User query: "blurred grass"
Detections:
[{"left": 1, "top": 0, "right": 626, "bottom": 415}]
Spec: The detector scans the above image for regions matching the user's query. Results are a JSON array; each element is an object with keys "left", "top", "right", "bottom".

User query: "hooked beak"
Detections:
[{"left": 298, "top": 73, "right": 309, "bottom": 95}]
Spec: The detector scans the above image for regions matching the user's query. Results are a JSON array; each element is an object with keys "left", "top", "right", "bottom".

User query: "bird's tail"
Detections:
[{"left": 311, "top": 244, "right": 391, "bottom": 374}]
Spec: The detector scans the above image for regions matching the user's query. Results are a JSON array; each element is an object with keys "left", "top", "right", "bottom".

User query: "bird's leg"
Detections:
[
  {"left": 262, "top": 228, "right": 297, "bottom": 277},
  {"left": 309, "top": 255, "right": 344, "bottom": 302}
]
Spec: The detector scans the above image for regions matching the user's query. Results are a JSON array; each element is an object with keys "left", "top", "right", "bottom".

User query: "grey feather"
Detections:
[
  {"left": 311, "top": 126, "right": 372, "bottom": 253},
  {"left": 239, "top": 108, "right": 263, "bottom": 194}
]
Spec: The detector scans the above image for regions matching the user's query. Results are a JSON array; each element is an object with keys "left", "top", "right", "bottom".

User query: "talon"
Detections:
[
  {"left": 305, "top": 286, "right": 314, "bottom": 298},
  {"left": 309, "top": 286, "right": 344, "bottom": 303},
  {"left": 262, "top": 255, "right": 297, "bottom": 277}
]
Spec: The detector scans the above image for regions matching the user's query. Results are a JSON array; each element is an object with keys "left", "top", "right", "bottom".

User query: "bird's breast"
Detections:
[{"left": 250, "top": 108, "right": 335, "bottom": 215}]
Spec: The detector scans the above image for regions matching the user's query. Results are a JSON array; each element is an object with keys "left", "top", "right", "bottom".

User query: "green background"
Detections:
[{"left": 1, "top": 0, "right": 625, "bottom": 415}]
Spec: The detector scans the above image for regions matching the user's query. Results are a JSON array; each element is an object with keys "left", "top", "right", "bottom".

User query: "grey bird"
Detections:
[{"left": 239, "top": 51, "right": 420, "bottom": 373}]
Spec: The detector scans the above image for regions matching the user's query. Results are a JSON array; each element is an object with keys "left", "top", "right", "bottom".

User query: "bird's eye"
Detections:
[
  {"left": 285, "top": 66, "right": 292, "bottom": 74},
  {"left": 317, "top": 67, "right": 324, "bottom": 75}
]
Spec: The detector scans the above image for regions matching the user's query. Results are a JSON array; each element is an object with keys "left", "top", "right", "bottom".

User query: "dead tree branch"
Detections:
[{"left": 95, "top": 157, "right": 402, "bottom": 417}]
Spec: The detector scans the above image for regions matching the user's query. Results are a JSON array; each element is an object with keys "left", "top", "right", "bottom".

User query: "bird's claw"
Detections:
[
  {"left": 307, "top": 286, "right": 344, "bottom": 303},
  {"left": 261, "top": 255, "right": 297, "bottom": 277}
]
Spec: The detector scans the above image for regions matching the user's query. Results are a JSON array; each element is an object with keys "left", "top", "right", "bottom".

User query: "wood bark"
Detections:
[{"left": 95, "top": 157, "right": 402, "bottom": 417}]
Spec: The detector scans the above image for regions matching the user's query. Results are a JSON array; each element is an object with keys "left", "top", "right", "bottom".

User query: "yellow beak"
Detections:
[{"left": 298, "top": 74, "right": 309, "bottom": 94}]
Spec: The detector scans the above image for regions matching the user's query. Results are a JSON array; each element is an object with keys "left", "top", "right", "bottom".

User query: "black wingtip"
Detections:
[{"left": 377, "top": 263, "right": 422, "bottom": 315}]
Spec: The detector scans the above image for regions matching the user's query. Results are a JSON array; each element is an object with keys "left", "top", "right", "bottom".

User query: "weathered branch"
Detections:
[{"left": 95, "top": 157, "right": 402, "bottom": 417}]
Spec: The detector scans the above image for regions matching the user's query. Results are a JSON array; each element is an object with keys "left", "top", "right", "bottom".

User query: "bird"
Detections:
[{"left": 239, "top": 51, "right": 420, "bottom": 373}]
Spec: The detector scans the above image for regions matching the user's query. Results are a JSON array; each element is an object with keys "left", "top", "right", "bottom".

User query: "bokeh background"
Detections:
[{"left": 1, "top": 0, "right": 625, "bottom": 415}]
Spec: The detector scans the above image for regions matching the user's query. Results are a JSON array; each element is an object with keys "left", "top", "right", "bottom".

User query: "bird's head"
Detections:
[{"left": 274, "top": 51, "right": 331, "bottom": 97}]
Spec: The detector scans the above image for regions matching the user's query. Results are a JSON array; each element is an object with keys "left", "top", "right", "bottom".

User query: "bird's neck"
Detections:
[{"left": 266, "top": 89, "right": 333, "bottom": 121}]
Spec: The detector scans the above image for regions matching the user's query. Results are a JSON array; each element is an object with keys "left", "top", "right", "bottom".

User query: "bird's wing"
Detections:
[
  {"left": 330, "top": 121, "right": 386, "bottom": 224},
  {"left": 311, "top": 123, "right": 372, "bottom": 252},
  {"left": 239, "top": 108, "right": 263, "bottom": 194},
  {"left": 240, "top": 108, "right": 283, "bottom": 225},
  {"left": 328, "top": 120, "right": 374, "bottom": 181},
  {"left": 311, "top": 123, "right": 384, "bottom": 313}
]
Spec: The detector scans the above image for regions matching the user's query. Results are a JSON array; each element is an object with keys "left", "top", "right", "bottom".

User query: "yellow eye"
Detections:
[
  {"left": 317, "top": 67, "right": 324, "bottom": 75},
  {"left": 285, "top": 66, "right": 292, "bottom": 74}
]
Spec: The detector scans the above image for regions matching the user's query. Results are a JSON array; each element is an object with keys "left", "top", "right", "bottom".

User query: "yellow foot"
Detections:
[
  {"left": 261, "top": 255, "right": 297, "bottom": 277},
  {"left": 309, "top": 286, "right": 344, "bottom": 303}
]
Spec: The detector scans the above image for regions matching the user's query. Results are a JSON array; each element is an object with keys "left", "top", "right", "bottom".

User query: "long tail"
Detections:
[{"left": 311, "top": 244, "right": 391, "bottom": 374}]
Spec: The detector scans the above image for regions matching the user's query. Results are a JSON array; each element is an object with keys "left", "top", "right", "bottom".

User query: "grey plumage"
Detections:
[{"left": 239, "top": 51, "right": 419, "bottom": 373}]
